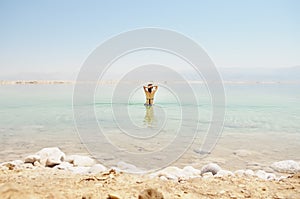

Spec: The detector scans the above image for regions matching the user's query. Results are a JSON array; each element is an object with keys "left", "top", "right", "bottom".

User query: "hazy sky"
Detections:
[{"left": 0, "top": 0, "right": 299, "bottom": 76}]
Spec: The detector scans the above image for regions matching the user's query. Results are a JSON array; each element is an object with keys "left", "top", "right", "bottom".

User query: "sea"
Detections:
[{"left": 0, "top": 83, "right": 299, "bottom": 171}]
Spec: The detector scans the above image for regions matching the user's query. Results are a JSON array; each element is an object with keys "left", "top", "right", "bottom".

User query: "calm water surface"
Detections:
[{"left": 0, "top": 83, "right": 299, "bottom": 170}]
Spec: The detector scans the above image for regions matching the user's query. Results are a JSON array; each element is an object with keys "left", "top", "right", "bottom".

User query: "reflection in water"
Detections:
[{"left": 144, "top": 106, "right": 155, "bottom": 127}]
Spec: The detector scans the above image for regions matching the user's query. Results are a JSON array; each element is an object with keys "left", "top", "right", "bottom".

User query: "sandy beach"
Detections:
[
  {"left": 1, "top": 147, "right": 300, "bottom": 199},
  {"left": 1, "top": 164, "right": 300, "bottom": 199}
]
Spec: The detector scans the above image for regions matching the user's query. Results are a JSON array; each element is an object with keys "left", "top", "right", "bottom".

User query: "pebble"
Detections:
[
  {"left": 234, "top": 170, "right": 244, "bottom": 176},
  {"left": 244, "top": 169, "right": 254, "bottom": 176},
  {"left": 0, "top": 165, "right": 8, "bottom": 171},
  {"left": 116, "top": 161, "right": 142, "bottom": 173},
  {"left": 234, "top": 169, "right": 254, "bottom": 177},
  {"left": 21, "top": 163, "right": 35, "bottom": 169},
  {"left": 1, "top": 147, "right": 293, "bottom": 184},
  {"left": 201, "top": 163, "right": 221, "bottom": 175},
  {"left": 270, "top": 160, "right": 300, "bottom": 174},
  {"left": 150, "top": 166, "right": 195, "bottom": 181},
  {"left": 33, "top": 161, "right": 42, "bottom": 167},
  {"left": 54, "top": 162, "right": 73, "bottom": 170},
  {"left": 11, "top": 160, "right": 24, "bottom": 166},
  {"left": 35, "top": 147, "right": 65, "bottom": 167},
  {"left": 24, "top": 155, "right": 40, "bottom": 164},
  {"left": 255, "top": 170, "right": 276, "bottom": 180},
  {"left": 266, "top": 173, "right": 276, "bottom": 180},
  {"left": 155, "top": 166, "right": 182, "bottom": 181},
  {"left": 159, "top": 176, "right": 168, "bottom": 181},
  {"left": 182, "top": 166, "right": 201, "bottom": 178},
  {"left": 0, "top": 160, "right": 24, "bottom": 170},
  {"left": 256, "top": 170, "right": 267, "bottom": 180},
  {"left": 66, "top": 155, "right": 95, "bottom": 167},
  {"left": 215, "top": 169, "right": 234, "bottom": 177},
  {"left": 202, "top": 172, "right": 213, "bottom": 179}
]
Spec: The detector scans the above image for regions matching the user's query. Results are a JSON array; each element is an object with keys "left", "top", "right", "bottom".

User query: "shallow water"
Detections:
[{"left": 0, "top": 83, "right": 299, "bottom": 170}]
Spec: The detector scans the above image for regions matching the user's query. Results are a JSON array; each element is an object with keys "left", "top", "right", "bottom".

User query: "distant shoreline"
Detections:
[
  {"left": 0, "top": 80, "right": 74, "bottom": 85},
  {"left": 1, "top": 80, "right": 300, "bottom": 85}
]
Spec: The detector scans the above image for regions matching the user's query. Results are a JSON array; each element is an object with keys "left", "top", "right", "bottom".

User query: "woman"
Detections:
[{"left": 143, "top": 83, "right": 158, "bottom": 106}]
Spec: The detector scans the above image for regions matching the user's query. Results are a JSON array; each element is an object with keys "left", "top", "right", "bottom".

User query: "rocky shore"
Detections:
[{"left": 0, "top": 147, "right": 300, "bottom": 198}]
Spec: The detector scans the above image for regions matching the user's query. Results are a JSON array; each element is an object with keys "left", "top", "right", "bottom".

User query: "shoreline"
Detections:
[
  {"left": 1, "top": 147, "right": 300, "bottom": 198},
  {"left": 1, "top": 131, "right": 300, "bottom": 175}
]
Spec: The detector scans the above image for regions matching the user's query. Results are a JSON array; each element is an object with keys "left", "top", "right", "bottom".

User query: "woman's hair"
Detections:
[{"left": 148, "top": 84, "right": 153, "bottom": 93}]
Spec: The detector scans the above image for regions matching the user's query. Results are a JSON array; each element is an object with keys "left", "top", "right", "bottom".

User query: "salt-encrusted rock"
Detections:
[
  {"left": 256, "top": 170, "right": 275, "bottom": 180},
  {"left": 11, "top": 160, "right": 24, "bottom": 166},
  {"left": 150, "top": 166, "right": 183, "bottom": 181},
  {"left": 66, "top": 155, "right": 95, "bottom": 167},
  {"left": 116, "top": 161, "right": 141, "bottom": 173},
  {"left": 270, "top": 160, "right": 300, "bottom": 174},
  {"left": 233, "top": 149, "right": 252, "bottom": 157},
  {"left": 156, "top": 167, "right": 182, "bottom": 180},
  {"left": 159, "top": 176, "right": 168, "bottom": 181},
  {"left": 234, "top": 170, "right": 245, "bottom": 176},
  {"left": 11, "top": 160, "right": 24, "bottom": 167},
  {"left": 1, "top": 160, "right": 24, "bottom": 170},
  {"left": 36, "top": 147, "right": 65, "bottom": 167},
  {"left": 215, "top": 169, "right": 234, "bottom": 177},
  {"left": 244, "top": 169, "right": 254, "bottom": 176},
  {"left": 151, "top": 166, "right": 201, "bottom": 181},
  {"left": 277, "top": 175, "right": 288, "bottom": 181},
  {"left": 182, "top": 166, "right": 201, "bottom": 178},
  {"left": 256, "top": 170, "right": 267, "bottom": 180},
  {"left": 45, "top": 158, "right": 61, "bottom": 167},
  {"left": 33, "top": 161, "right": 42, "bottom": 167},
  {"left": 1, "top": 162, "right": 15, "bottom": 170},
  {"left": 234, "top": 169, "right": 254, "bottom": 177},
  {"left": 24, "top": 155, "right": 40, "bottom": 164},
  {"left": 21, "top": 163, "right": 35, "bottom": 169},
  {"left": 68, "top": 166, "right": 91, "bottom": 174},
  {"left": 0, "top": 165, "right": 8, "bottom": 171},
  {"left": 265, "top": 173, "right": 276, "bottom": 180},
  {"left": 54, "top": 162, "right": 73, "bottom": 170},
  {"left": 202, "top": 172, "right": 213, "bottom": 179},
  {"left": 201, "top": 163, "right": 221, "bottom": 175},
  {"left": 88, "top": 164, "right": 107, "bottom": 174}
]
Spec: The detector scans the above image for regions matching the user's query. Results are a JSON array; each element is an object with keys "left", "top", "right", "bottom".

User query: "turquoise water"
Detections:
[
  {"left": 224, "top": 84, "right": 300, "bottom": 133},
  {"left": 0, "top": 83, "right": 299, "bottom": 169}
]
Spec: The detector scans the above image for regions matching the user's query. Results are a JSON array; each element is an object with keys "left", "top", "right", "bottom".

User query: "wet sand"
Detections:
[{"left": 1, "top": 131, "right": 299, "bottom": 172}]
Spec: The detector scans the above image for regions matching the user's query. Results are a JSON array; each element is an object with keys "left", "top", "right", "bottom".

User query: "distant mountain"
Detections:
[
  {"left": 219, "top": 66, "right": 300, "bottom": 82},
  {"left": 0, "top": 66, "right": 299, "bottom": 82}
]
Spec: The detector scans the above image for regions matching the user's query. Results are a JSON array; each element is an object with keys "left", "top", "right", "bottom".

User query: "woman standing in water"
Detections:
[{"left": 143, "top": 83, "right": 158, "bottom": 106}]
